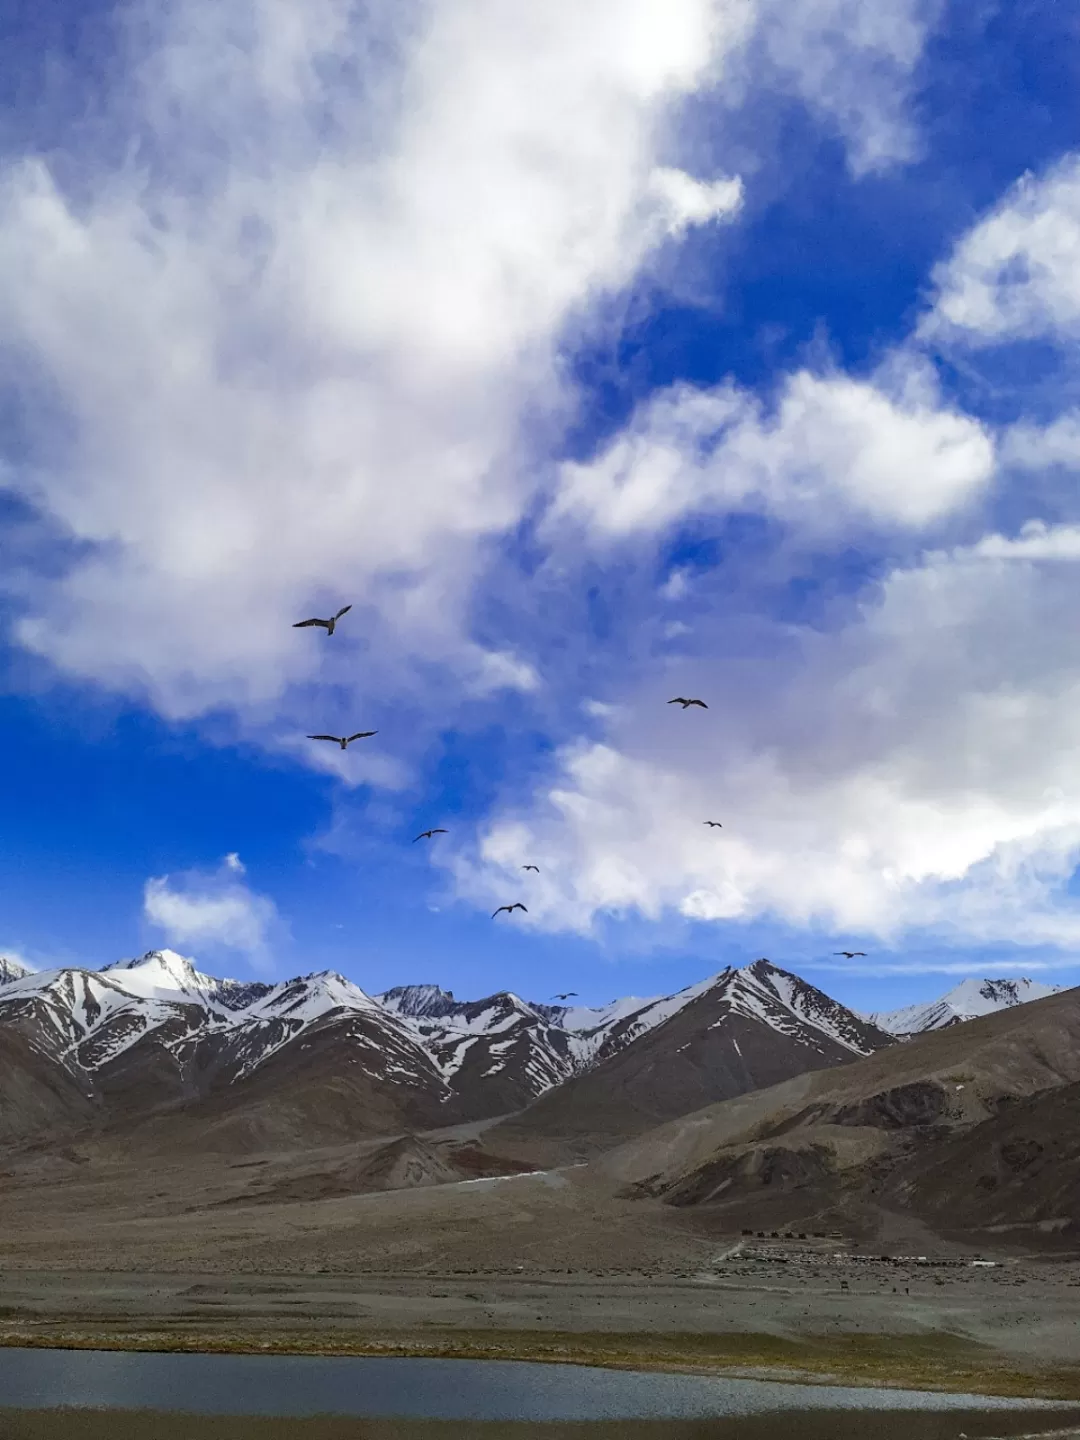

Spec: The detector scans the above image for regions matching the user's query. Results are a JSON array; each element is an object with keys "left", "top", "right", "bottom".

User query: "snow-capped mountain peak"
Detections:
[
  {"left": 1, "top": 948, "right": 1063, "bottom": 1148},
  {"left": 248, "top": 970, "right": 379, "bottom": 1024},
  {"left": 868, "top": 977, "right": 1063, "bottom": 1035},
  {"left": 99, "top": 950, "right": 273, "bottom": 1012},
  {"left": 378, "top": 984, "right": 462, "bottom": 1019},
  {"left": 101, "top": 949, "right": 222, "bottom": 1002},
  {"left": 0, "top": 955, "right": 31, "bottom": 986},
  {"left": 710, "top": 959, "right": 890, "bottom": 1056}
]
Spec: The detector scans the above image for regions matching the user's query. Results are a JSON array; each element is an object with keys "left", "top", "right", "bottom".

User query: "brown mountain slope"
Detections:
[
  {"left": 886, "top": 1078, "right": 1080, "bottom": 1234},
  {"left": 100, "top": 1012, "right": 464, "bottom": 1156},
  {"left": 485, "top": 962, "right": 894, "bottom": 1166},
  {"left": 0, "top": 1029, "right": 96, "bottom": 1149},
  {"left": 598, "top": 985, "right": 1080, "bottom": 1241}
]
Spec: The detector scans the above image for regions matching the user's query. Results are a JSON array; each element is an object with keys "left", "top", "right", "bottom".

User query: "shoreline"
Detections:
[
  {"left": 4, "top": 1325, "right": 1080, "bottom": 1402},
  {"left": 4, "top": 1413, "right": 1080, "bottom": 1440}
]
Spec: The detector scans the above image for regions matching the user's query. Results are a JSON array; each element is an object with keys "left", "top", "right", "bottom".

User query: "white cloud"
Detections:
[
  {"left": 920, "top": 153, "right": 1080, "bottom": 346},
  {"left": 551, "top": 365, "right": 994, "bottom": 539},
  {"left": 0, "top": 0, "right": 1045, "bottom": 967},
  {"left": 144, "top": 854, "right": 279, "bottom": 957},
  {"left": 648, "top": 166, "right": 744, "bottom": 237},
  {"left": 0, "top": 0, "right": 753, "bottom": 726},
  {"left": 0, "top": 0, "right": 951, "bottom": 740},
  {"left": 660, "top": 567, "right": 692, "bottom": 600},
  {"left": 467, "top": 648, "right": 541, "bottom": 696},
  {"left": 1003, "top": 412, "right": 1080, "bottom": 472},
  {"left": 968, "top": 519, "right": 1080, "bottom": 562},
  {"left": 455, "top": 520, "right": 1080, "bottom": 947},
  {"left": 812, "top": 956, "right": 1079, "bottom": 976},
  {"left": 749, "top": 0, "right": 942, "bottom": 176}
]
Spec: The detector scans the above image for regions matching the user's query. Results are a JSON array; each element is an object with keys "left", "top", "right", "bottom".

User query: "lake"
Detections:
[{"left": 0, "top": 1348, "right": 1077, "bottom": 1439}]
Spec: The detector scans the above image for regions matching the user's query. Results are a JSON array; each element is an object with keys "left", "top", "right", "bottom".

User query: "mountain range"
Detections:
[
  {"left": 602, "top": 984, "right": 1080, "bottom": 1245},
  {"left": 867, "top": 977, "right": 1062, "bottom": 1035},
  {"left": 0, "top": 949, "right": 1061, "bottom": 1158}
]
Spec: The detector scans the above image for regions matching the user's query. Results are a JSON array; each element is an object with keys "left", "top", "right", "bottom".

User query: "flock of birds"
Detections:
[
  {"left": 293, "top": 603, "right": 869, "bottom": 1000},
  {"left": 293, "top": 603, "right": 547, "bottom": 921}
]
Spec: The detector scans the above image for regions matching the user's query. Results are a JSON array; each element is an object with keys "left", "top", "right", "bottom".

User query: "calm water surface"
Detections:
[{"left": 0, "top": 1349, "right": 1072, "bottom": 1424}]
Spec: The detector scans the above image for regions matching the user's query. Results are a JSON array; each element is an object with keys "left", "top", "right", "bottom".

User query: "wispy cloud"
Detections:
[
  {"left": 736, "top": 0, "right": 944, "bottom": 176},
  {"left": 811, "top": 956, "right": 1079, "bottom": 976}
]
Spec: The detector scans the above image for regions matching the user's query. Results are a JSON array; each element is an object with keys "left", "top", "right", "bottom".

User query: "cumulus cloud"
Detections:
[
  {"left": 0, "top": 0, "right": 749, "bottom": 727},
  {"left": 0, "top": 0, "right": 1045, "bottom": 963},
  {"left": 551, "top": 364, "right": 994, "bottom": 539},
  {"left": 0, "top": 0, "right": 946, "bottom": 726},
  {"left": 920, "top": 153, "right": 1080, "bottom": 346},
  {"left": 454, "top": 519, "right": 1080, "bottom": 947},
  {"left": 143, "top": 854, "right": 280, "bottom": 959}
]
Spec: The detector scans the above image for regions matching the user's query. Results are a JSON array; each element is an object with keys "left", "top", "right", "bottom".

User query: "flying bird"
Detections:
[
  {"left": 293, "top": 604, "right": 353, "bottom": 635},
  {"left": 492, "top": 902, "right": 528, "bottom": 918},
  {"left": 703, "top": 821, "right": 723, "bottom": 828},
  {"left": 834, "top": 951, "right": 867, "bottom": 958},
  {"left": 414, "top": 829, "right": 448, "bottom": 842},
  {"left": 307, "top": 731, "right": 377, "bottom": 750},
  {"left": 522, "top": 864, "right": 540, "bottom": 872},
  {"left": 668, "top": 697, "right": 708, "bottom": 709},
  {"left": 551, "top": 992, "right": 577, "bottom": 1001}
]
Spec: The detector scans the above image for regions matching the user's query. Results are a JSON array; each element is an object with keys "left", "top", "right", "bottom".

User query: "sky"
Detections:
[{"left": 2, "top": 0, "right": 1080, "bottom": 1016}]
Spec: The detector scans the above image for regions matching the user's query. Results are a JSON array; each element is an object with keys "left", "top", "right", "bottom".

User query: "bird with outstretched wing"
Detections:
[
  {"left": 668, "top": 697, "right": 708, "bottom": 709},
  {"left": 307, "top": 731, "right": 377, "bottom": 751},
  {"left": 834, "top": 951, "right": 867, "bottom": 958},
  {"left": 703, "top": 821, "right": 723, "bottom": 828},
  {"left": 522, "top": 864, "right": 540, "bottom": 872},
  {"left": 293, "top": 604, "right": 352, "bottom": 635},
  {"left": 414, "top": 828, "right": 448, "bottom": 842},
  {"left": 492, "top": 902, "right": 528, "bottom": 918},
  {"left": 551, "top": 992, "right": 577, "bottom": 1000}
]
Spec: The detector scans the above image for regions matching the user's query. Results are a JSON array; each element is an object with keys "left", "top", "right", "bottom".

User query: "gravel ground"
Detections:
[{"left": 1, "top": 1149, "right": 1078, "bottom": 1396}]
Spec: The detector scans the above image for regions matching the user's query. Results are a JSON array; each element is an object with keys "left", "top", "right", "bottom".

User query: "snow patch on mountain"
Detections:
[
  {"left": 378, "top": 984, "right": 462, "bottom": 1019},
  {"left": 0, "top": 955, "right": 33, "bottom": 986},
  {"left": 0, "top": 949, "right": 1015, "bottom": 1118},
  {"left": 868, "top": 978, "right": 1063, "bottom": 1035},
  {"left": 102, "top": 950, "right": 272, "bottom": 1012}
]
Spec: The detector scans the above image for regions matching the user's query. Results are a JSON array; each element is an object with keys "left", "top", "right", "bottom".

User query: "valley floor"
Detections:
[{"left": 1, "top": 1145, "right": 1079, "bottom": 1399}]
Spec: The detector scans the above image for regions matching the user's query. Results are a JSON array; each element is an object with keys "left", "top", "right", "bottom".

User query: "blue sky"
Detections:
[{"left": 2, "top": 0, "right": 1080, "bottom": 1016}]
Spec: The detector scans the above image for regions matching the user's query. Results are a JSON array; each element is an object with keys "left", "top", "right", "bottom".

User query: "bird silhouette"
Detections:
[
  {"left": 703, "top": 821, "right": 723, "bottom": 828},
  {"left": 414, "top": 828, "right": 448, "bottom": 842},
  {"left": 307, "top": 731, "right": 377, "bottom": 751},
  {"left": 551, "top": 992, "right": 577, "bottom": 1001},
  {"left": 668, "top": 697, "right": 707, "bottom": 709},
  {"left": 492, "top": 902, "right": 528, "bottom": 918},
  {"left": 521, "top": 864, "right": 540, "bottom": 872},
  {"left": 293, "top": 604, "right": 352, "bottom": 635},
  {"left": 834, "top": 951, "right": 867, "bottom": 958}
]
